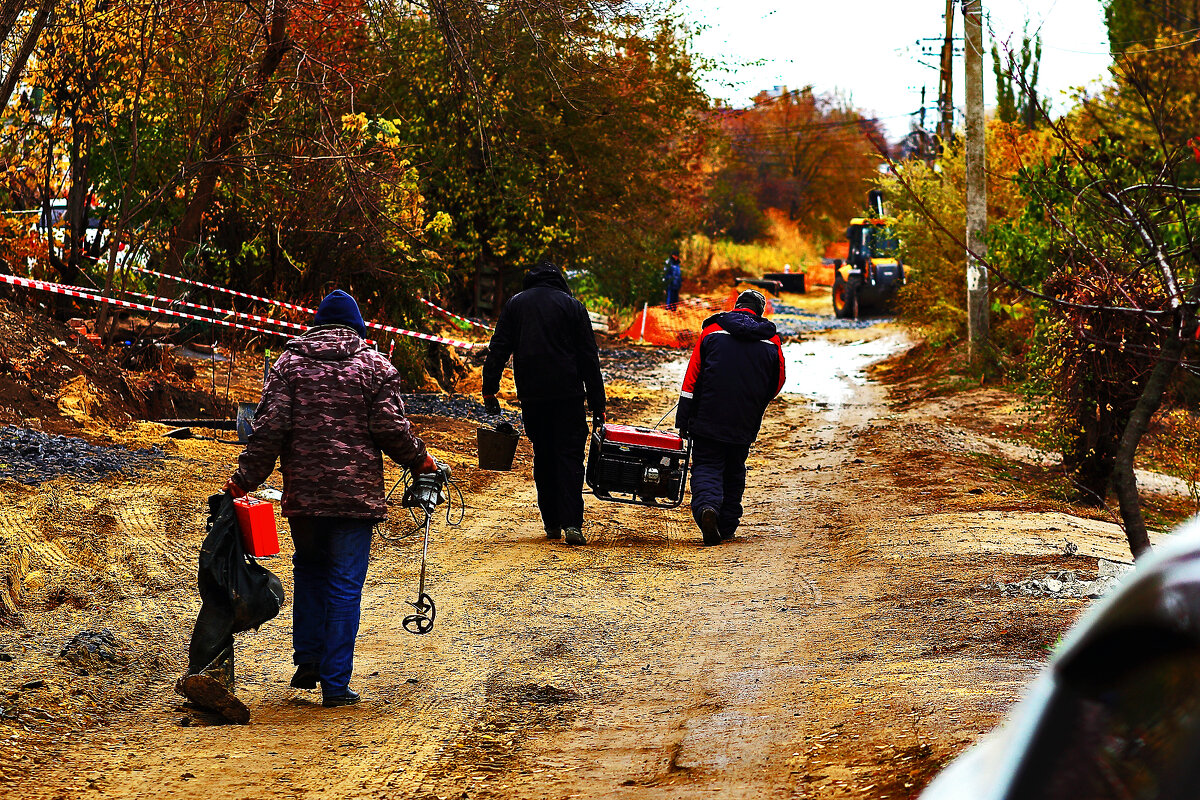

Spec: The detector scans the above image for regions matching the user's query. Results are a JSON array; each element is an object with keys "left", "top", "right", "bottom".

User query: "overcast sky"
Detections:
[{"left": 675, "top": 0, "right": 1114, "bottom": 139}]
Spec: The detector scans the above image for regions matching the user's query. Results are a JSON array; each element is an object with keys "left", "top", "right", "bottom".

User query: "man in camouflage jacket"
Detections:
[{"left": 225, "top": 289, "right": 435, "bottom": 707}]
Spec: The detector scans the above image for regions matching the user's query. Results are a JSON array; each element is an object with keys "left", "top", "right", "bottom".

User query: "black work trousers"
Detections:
[
  {"left": 689, "top": 435, "right": 752, "bottom": 536},
  {"left": 521, "top": 398, "right": 588, "bottom": 533}
]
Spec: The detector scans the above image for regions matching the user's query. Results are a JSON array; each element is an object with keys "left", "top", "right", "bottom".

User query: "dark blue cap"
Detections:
[
  {"left": 734, "top": 289, "right": 767, "bottom": 317},
  {"left": 313, "top": 290, "right": 367, "bottom": 337}
]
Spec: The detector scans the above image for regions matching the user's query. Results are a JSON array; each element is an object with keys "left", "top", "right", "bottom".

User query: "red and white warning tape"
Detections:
[
  {"left": 366, "top": 317, "right": 480, "bottom": 349},
  {"left": 126, "top": 265, "right": 482, "bottom": 349},
  {"left": 1, "top": 272, "right": 302, "bottom": 340},
  {"left": 418, "top": 296, "right": 494, "bottom": 331},
  {"left": 124, "top": 290, "right": 308, "bottom": 335},
  {"left": 129, "top": 265, "right": 313, "bottom": 314}
]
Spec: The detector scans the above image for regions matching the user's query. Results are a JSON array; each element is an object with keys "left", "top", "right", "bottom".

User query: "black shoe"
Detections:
[
  {"left": 699, "top": 507, "right": 721, "bottom": 546},
  {"left": 720, "top": 527, "right": 736, "bottom": 540},
  {"left": 290, "top": 663, "right": 319, "bottom": 691},
  {"left": 322, "top": 689, "right": 361, "bottom": 708},
  {"left": 545, "top": 528, "right": 562, "bottom": 540}
]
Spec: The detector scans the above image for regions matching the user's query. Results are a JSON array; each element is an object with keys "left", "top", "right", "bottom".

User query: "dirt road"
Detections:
[{"left": 4, "top": 322, "right": 1149, "bottom": 799}]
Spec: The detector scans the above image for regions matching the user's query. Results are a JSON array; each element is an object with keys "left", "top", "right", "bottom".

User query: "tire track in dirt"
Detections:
[
  {"left": 12, "top": 325, "right": 1074, "bottom": 800},
  {"left": 10, "top": 457, "right": 708, "bottom": 799},
  {"left": 486, "top": 396, "right": 870, "bottom": 799},
  {"left": 14, "top": 394, "right": 834, "bottom": 800}
]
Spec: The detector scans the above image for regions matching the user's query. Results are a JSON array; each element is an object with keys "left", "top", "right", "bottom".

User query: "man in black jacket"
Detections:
[
  {"left": 482, "top": 260, "right": 606, "bottom": 545},
  {"left": 676, "top": 290, "right": 786, "bottom": 545}
]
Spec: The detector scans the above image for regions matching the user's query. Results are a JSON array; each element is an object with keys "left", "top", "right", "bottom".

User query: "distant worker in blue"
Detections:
[
  {"left": 663, "top": 250, "right": 683, "bottom": 309},
  {"left": 675, "top": 289, "right": 785, "bottom": 545}
]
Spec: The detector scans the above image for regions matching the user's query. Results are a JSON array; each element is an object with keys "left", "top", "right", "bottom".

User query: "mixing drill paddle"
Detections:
[
  {"left": 403, "top": 511, "right": 436, "bottom": 634},
  {"left": 400, "top": 462, "right": 450, "bottom": 635}
]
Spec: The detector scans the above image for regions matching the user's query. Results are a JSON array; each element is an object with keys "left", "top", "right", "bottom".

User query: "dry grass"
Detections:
[{"left": 683, "top": 212, "right": 822, "bottom": 291}]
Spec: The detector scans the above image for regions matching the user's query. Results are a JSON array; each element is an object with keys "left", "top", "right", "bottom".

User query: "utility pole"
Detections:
[
  {"left": 963, "top": 0, "right": 989, "bottom": 367},
  {"left": 937, "top": 0, "right": 955, "bottom": 144}
]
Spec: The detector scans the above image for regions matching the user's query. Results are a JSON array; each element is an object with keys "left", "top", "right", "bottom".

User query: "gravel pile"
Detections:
[
  {"left": 775, "top": 317, "right": 884, "bottom": 335},
  {"left": 772, "top": 304, "right": 892, "bottom": 335},
  {"left": 772, "top": 303, "right": 814, "bottom": 316},
  {"left": 600, "top": 347, "right": 675, "bottom": 381},
  {"left": 997, "top": 561, "right": 1133, "bottom": 600},
  {"left": 59, "top": 629, "right": 132, "bottom": 673},
  {"left": 400, "top": 394, "right": 520, "bottom": 425},
  {"left": 0, "top": 426, "right": 167, "bottom": 485}
]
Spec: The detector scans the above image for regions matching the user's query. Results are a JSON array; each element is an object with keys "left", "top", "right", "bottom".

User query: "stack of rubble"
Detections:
[{"left": 998, "top": 559, "right": 1134, "bottom": 600}]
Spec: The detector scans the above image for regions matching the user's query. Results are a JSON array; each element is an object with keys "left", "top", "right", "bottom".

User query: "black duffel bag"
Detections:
[{"left": 178, "top": 492, "right": 284, "bottom": 723}]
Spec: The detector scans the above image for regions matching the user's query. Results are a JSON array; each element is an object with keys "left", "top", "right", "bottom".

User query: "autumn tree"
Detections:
[
  {"left": 1, "top": 0, "right": 709, "bottom": 327},
  {"left": 991, "top": 27, "right": 1046, "bottom": 128},
  {"left": 880, "top": 120, "right": 1059, "bottom": 345},
  {"left": 1104, "top": 0, "right": 1200, "bottom": 52},
  {"left": 706, "top": 87, "right": 886, "bottom": 243},
  {"left": 6, "top": 0, "right": 453, "bottom": 331},
  {"left": 884, "top": 30, "right": 1200, "bottom": 557},
  {"left": 362, "top": 3, "right": 711, "bottom": 308},
  {"left": 0, "top": 0, "right": 54, "bottom": 111}
]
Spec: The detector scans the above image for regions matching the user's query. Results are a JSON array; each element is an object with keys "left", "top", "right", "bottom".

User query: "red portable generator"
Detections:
[{"left": 586, "top": 423, "right": 691, "bottom": 508}]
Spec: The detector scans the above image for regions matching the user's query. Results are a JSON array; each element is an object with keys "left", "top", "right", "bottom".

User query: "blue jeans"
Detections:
[
  {"left": 289, "top": 517, "right": 374, "bottom": 696},
  {"left": 689, "top": 436, "right": 751, "bottom": 536},
  {"left": 665, "top": 284, "right": 680, "bottom": 309}
]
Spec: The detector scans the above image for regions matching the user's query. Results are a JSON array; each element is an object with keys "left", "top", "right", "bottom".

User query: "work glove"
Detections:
[
  {"left": 483, "top": 394, "right": 501, "bottom": 416},
  {"left": 223, "top": 477, "right": 247, "bottom": 498},
  {"left": 403, "top": 460, "right": 451, "bottom": 513},
  {"left": 592, "top": 411, "right": 605, "bottom": 431},
  {"left": 413, "top": 452, "right": 438, "bottom": 475}
]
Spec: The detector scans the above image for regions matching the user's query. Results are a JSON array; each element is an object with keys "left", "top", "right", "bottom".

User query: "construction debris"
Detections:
[
  {"left": 0, "top": 426, "right": 167, "bottom": 485},
  {"left": 997, "top": 560, "right": 1134, "bottom": 600}
]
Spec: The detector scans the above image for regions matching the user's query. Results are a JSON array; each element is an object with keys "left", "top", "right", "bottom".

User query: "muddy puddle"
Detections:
[
  {"left": 781, "top": 332, "right": 909, "bottom": 408},
  {"left": 649, "top": 327, "right": 910, "bottom": 412}
]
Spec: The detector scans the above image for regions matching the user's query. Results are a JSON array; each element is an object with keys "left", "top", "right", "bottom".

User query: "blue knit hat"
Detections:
[{"left": 313, "top": 290, "right": 367, "bottom": 337}]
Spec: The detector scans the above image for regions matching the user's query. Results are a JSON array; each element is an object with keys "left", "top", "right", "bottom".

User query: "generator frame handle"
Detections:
[{"left": 586, "top": 427, "right": 692, "bottom": 510}]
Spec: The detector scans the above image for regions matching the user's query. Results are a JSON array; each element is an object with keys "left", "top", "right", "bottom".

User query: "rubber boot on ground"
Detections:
[{"left": 176, "top": 646, "right": 249, "bottom": 724}]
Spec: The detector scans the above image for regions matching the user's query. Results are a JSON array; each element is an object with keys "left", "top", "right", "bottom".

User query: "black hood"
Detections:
[
  {"left": 704, "top": 309, "right": 778, "bottom": 341},
  {"left": 523, "top": 263, "right": 572, "bottom": 294}
]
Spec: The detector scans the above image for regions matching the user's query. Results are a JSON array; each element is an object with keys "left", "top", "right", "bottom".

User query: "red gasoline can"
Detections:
[{"left": 233, "top": 496, "right": 279, "bottom": 557}]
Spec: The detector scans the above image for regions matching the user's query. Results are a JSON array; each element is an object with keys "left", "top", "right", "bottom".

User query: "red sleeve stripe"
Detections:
[
  {"left": 773, "top": 335, "right": 786, "bottom": 396},
  {"left": 681, "top": 322, "right": 722, "bottom": 395}
]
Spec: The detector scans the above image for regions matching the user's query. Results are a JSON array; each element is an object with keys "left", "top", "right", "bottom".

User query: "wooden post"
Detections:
[
  {"left": 938, "top": 0, "right": 956, "bottom": 145},
  {"left": 963, "top": 0, "right": 989, "bottom": 367}
]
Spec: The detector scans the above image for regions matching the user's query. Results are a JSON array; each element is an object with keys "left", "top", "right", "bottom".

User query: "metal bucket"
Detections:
[
  {"left": 477, "top": 422, "right": 519, "bottom": 471},
  {"left": 236, "top": 403, "right": 258, "bottom": 443}
]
